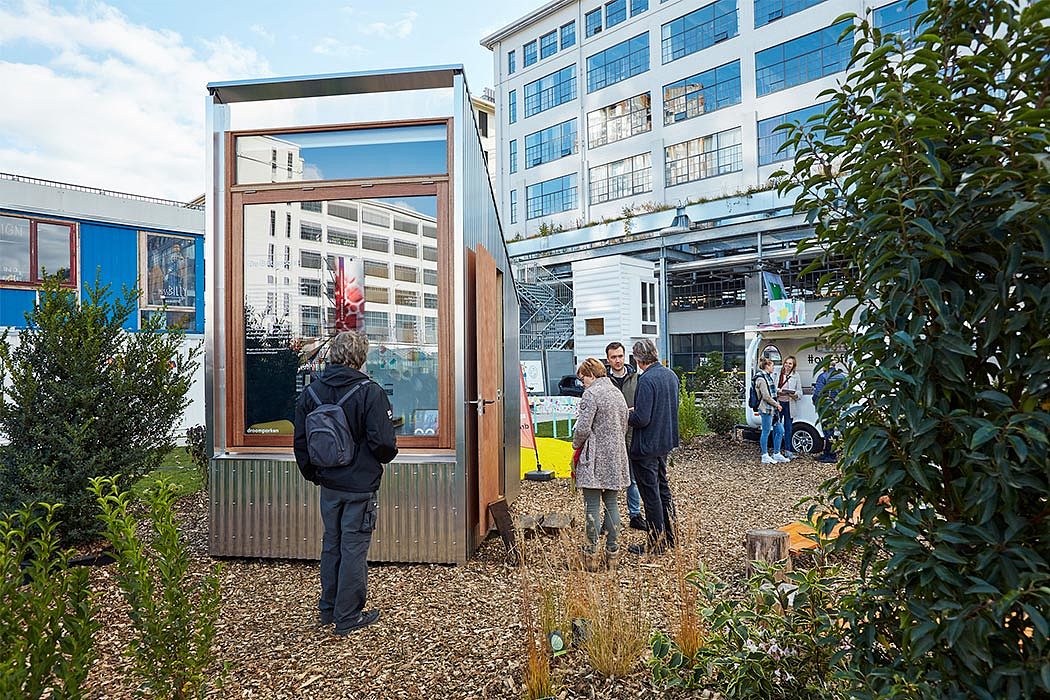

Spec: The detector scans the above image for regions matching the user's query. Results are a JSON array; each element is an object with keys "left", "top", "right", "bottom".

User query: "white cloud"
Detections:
[
  {"left": 359, "top": 11, "right": 418, "bottom": 40},
  {"left": 313, "top": 37, "right": 368, "bottom": 58},
  {"left": 249, "top": 24, "right": 274, "bottom": 43},
  {"left": 0, "top": 1, "right": 269, "bottom": 201}
]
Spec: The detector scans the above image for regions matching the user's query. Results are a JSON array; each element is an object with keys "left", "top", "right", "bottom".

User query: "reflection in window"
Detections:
[
  {"left": 873, "top": 0, "right": 928, "bottom": 44},
  {"left": 526, "top": 174, "right": 578, "bottom": 219},
  {"left": 589, "top": 153, "right": 652, "bottom": 204},
  {"left": 758, "top": 102, "right": 833, "bottom": 165},
  {"left": 524, "top": 66, "right": 577, "bottom": 118},
  {"left": 525, "top": 119, "right": 578, "bottom": 168},
  {"left": 662, "top": 61, "right": 741, "bottom": 125},
  {"left": 755, "top": 21, "right": 852, "bottom": 96},
  {"left": 561, "top": 21, "right": 576, "bottom": 48},
  {"left": 0, "top": 215, "right": 75, "bottom": 285},
  {"left": 665, "top": 127, "right": 743, "bottom": 186},
  {"left": 140, "top": 231, "right": 196, "bottom": 328},
  {"left": 586, "top": 33, "right": 650, "bottom": 92},
  {"left": 755, "top": 0, "right": 826, "bottom": 27},
  {"left": 587, "top": 93, "right": 651, "bottom": 148},
  {"left": 661, "top": 0, "right": 738, "bottom": 64}
]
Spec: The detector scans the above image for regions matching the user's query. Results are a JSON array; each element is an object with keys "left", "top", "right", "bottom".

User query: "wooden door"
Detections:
[{"left": 474, "top": 244, "right": 504, "bottom": 539}]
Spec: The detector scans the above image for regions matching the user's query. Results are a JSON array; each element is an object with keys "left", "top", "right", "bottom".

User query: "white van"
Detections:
[{"left": 737, "top": 323, "right": 838, "bottom": 455}]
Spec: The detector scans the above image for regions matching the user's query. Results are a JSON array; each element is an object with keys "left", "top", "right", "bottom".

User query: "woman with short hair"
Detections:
[{"left": 571, "top": 357, "right": 630, "bottom": 570}]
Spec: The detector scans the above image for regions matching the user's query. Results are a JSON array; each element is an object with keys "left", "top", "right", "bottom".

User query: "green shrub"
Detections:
[
  {"left": 92, "top": 477, "right": 222, "bottom": 699},
  {"left": 185, "top": 425, "right": 210, "bottom": 489},
  {"left": 650, "top": 564, "right": 849, "bottom": 699},
  {"left": 678, "top": 380, "right": 707, "bottom": 442},
  {"left": 779, "top": 0, "right": 1050, "bottom": 696},
  {"left": 0, "top": 503, "right": 96, "bottom": 699},
  {"left": 0, "top": 277, "right": 201, "bottom": 545}
]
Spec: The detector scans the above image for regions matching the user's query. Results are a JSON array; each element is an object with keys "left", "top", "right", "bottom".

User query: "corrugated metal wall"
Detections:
[{"left": 209, "top": 455, "right": 465, "bottom": 563}]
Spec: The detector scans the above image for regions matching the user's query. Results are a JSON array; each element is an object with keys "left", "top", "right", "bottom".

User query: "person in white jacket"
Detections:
[{"left": 775, "top": 356, "right": 802, "bottom": 458}]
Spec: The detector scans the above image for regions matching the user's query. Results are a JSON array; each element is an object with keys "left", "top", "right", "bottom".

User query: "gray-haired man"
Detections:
[{"left": 294, "top": 330, "right": 398, "bottom": 636}]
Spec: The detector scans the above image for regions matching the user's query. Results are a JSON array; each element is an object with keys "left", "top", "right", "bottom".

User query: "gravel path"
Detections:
[{"left": 84, "top": 435, "right": 835, "bottom": 699}]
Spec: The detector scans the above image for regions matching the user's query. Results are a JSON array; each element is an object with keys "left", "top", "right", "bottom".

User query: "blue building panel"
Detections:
[{"left": 0, "top": 289, "right": 38, "bottom": 328}]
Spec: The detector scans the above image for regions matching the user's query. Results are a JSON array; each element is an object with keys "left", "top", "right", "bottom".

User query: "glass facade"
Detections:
[
  {"left": 757, "top": 101, "right": 832, "bottom": 165},
  {"left": 589, "top": 153, "right": 653, "bottom": 204},
  {"left": 524, "top": 66, "right": 577, "bottom": 117},
  {"left": 755, "top": 21, "right": 853, "bottom": 96},
  {"left": 662, "top": 60, "right": 741, "bottom": 125},
  {"left": 665, "top": 127, "right": 743, "bottom": 186},
  {"left": 873, "top": 0, "right": 928, "bottom": 43},
  {"left": 587, "top": 93, "right": 652, "bottom": 148},
  {"left": 586, "top": 8, "right": 603, "bottom": 36},
  {"left": 586, "top": 33, "right": 650, "bottom": 93},
  {"left": 525, "top": 119, "right": 578, "bottom": 168},
  {"left": 754, "top": 0, "right": 826, "bottom": 27},
  {"left": 526, "top": 174, "right": 579, "bottom": 219},
  {"left": 661, "top": 0, "right": 738, "bottom": 64}
]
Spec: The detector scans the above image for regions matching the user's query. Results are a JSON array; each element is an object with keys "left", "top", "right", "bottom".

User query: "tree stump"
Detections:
[{"left": 745, "top": 529, "right": 791, "bottom": 577}]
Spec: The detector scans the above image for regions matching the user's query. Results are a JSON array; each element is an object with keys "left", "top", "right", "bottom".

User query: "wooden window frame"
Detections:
[
  {"left": 224, "top": 118, "right": 455, "bottom": 451},
  {"left": 0, "top": 213, "right": 77, "bottom": 289}
]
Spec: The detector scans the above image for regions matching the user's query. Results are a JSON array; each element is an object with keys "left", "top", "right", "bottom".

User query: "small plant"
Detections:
[
  {"left": 578, "top": 571, "right": 648, "bottom": 677},
  {"left": 691, "top": 354, "right": 743, "bottom": 436},
  {"left": 185, "top": 425, "right": 210, "bottom": 489},
  {"left": 621, "top": 205, "right": 635, "bottom": 235},
  {"left": 92, "top": 476, "right": 222, "bottom": 700},
  {"left": 678, "top": 378, "right": 708, "bottom": 442},
  {"left": 0, "top": 503, "right": 97, "bottom": 700},
  {"left": 520, "top": 575, "right": 556, "bottom": 700}
]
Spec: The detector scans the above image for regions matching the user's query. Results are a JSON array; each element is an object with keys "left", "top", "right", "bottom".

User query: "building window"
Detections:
[
  {"left": 665, "top": 127, "right": 743, "bottom": 186},
  {"left": 269, "top": 210, "right": 276, "bottom": 236},
  {"left": 478, "top": 110, "right": 489, "bottom": 137},
  {"left": 510, "top": 139, "right": 518, "bottom": 174},
  {"left": 267, "top": 243, "right": 275, "bottom": 268},
  {"left": 423, "top": 268, "right": 438, "bottom": 286},
  {"left": 631, "top": 0, "right": 649, "bottom": 14},
  {"left": 661, "top": 0, "right": 738, "bottom": 64},
  {"left": 395, "top": 313, "right": 418, "bottom": 343},
  {"left": 585, "top": 318, "right": 605, "bottom": 335},
  {"left": 300, "top": 250, "right": 323, "bottom": 269},
  {"left": 424, "top": 292, "right": 439, "bottom": 309},
  {"left": 670, "top": 331, "right": 745, "bottom": 371},
  {"left": 754, "top": 0, "right": 825, "bottom": 27},
  {"left": 286, "top": 152, "right": 294, "bottom": 176},
  {"left": 394, "top": 264, "right": 419, "bottom": 283},
  {"left": 300, "top": 305, "right": 321, "bottom": 337},
  {"left": 283, "top": 246, "right": 292, "bottom": 269},
  {"left": 540, "top": 30, "right": 558, "bottom": 59},
  {"left": 271, "top": 148, "right": 277, "bottom": 177},
  {"left": 362, "top": 207, "right": 391, "bottom": 228},
  {"left": 0, "top": 216, "right": 76, "bottom": 287},
  {"left": 300, "top": 222, "right": 322, "bottom": 242},
  {"left": 586, "top": 8, "right": 603, "bottom": 36},
  {"left": 422, "top": 246, "right": 438, "bottom": 262},
  {"left": 395, "top": 289, "right": 419, "bottom": 306},
  {"left": 524, "top": 66, "right": 577, "bottom": 117},
  {"left": 421, "top": 223, "right": 437, "bottom": 239},
  {"left": 328, "top": 226, "right": 356, "bottom": 247},
  {"left": 589, "top": 152, "right": 652, "bottom": 204},
  {"left": 364, "top": 310, "right": 389, "bottom": 341},
  {"left": 873, "top": 0, "right": 928, "bottom": 44},
  {"left": 523, "top": 40, "right": 538, "bottom": 67},
  {"left": 669, "top": 269, "right": 746, "bottom": 311},
  {"left": 663, "top": 60, "right": 741, "bottom": 125},
  {"left": 508, "top": 49, "right": 517, "bottom": 75},
  {"left": 510, "top": 189, "right": 518, "bottom": 224},
  {"left": 285, "top": 213, "right": 292, "bottom": 237},
  {"left": 641, "top": 281, "right": 657, "bottom": 323},
  {"left": 138, "top": 231, "right": 194, "bottom": 328},
  {"left": 302, "top": 200, "right": 322, "bottom": 213},
  {"left": 424, "top": 316, "right": 438, "bottom": 344},
  {"left": 561, "top": 21, "right": 576, "bottom": 48},
  {"left": 300, "top": 277, "right": 321, "bottom": 297},
  {"left": 364, "top": 260, "right": 389, "bottom": 278},
  {"left": 393, "top": 216, "right": 419, "bottom": 235},
  {"left": 328, "top": 202, "right": 357, "bottom": 221},
  {"left": 586, "top": 32, "right": 649, "bottom": 93},
  {"left": 586, "top": 92, "right": 651, "bottom": 148},
  {"left": 526, "top": 174, "right": 579, "bottom": 219},
  {"left": 606, "top": 0, "right": 627, "bottom": 27},
  {"left": 365, "top": 286, "right": 389, "bottom": 304},
  {"left": 509, "top": 90, "right": 517, "bottom": 124},
  {"left": 525, "top": 118, "right": 578, "bottom": 168},
  {"left": 394, "top": 240, "right": 419, "bottom": 258},
  {"left": 755, "top": 20, "right": 853, "bottom": 96},
  {"left": 757, "top": 101, "right": 832, "bottom": 165},
  {"left": 362, "top": 234, "right": 389, "bottom": 252}
]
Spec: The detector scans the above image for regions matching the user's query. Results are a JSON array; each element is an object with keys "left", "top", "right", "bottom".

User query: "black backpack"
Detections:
[
  {"left": 304, "top": 380, "right": 369, "bottom": 468},
  {"left": 747, "top": 373, "right": 762, "bottom": 411}
]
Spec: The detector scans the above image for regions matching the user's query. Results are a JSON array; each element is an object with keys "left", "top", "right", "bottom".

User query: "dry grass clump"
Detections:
[
  {"left": 577, "top": 569, "right": 648, "bottom": 677},
  {"left": 520, "top": 571, "right": 556, "bottom": 700},
  {"left": 671, "top": 502, "right": 706, "bottom": 659}
]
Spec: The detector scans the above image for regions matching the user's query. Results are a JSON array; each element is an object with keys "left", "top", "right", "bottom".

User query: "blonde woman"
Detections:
[
  {"left": 776, "top": 355, "right": 802, "bottom": 458},
  {"left": 571, "top": 358, "right": 630, "bottom": 570}
]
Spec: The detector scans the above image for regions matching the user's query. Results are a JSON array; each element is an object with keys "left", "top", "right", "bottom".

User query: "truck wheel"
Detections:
[{"left": 791, "top": 424, "right": 822, "bottom": 455}]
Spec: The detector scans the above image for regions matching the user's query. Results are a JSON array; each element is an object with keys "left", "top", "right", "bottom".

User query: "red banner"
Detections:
[
  {"left": 519, "top": 365, "right": 537, "bottom": 451},
  {"left": 333, "top": 256, "right": 364, "bottom": 332}
]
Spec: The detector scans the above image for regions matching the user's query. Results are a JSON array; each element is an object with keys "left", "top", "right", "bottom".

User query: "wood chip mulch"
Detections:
[{"left": 82, "top": 435, "right": 835, "bottom": 699}]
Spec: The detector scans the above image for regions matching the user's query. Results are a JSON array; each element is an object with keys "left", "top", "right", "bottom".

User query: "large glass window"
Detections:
[
  {"left": 0, "top": 215, "right": 76, "bottom": 286},
  {"left": 589, "top": 153, "right": 652, "bottom": 204},
  {"left": 240, "top": 195, "right": 440, "bottom": 442},
  {"left": 662, "top": 60, "right": 741, "bottom": 125},
  {"left": 139, "top": 231, "right": 196, "bottom": 328},
  {"left": 665, "top": 127, "right": 743, "bottom": 186},
  {"left": 670, "top": 331, "right": 745, "bottom": 371},
  {"left": 587, "top": 93, "right": 651, "bottom": 148},
  {"left": 606, "top": 0, "right": 627, "bottom": 27},
  {"left": 524, "top": 119, "right": 578, "bottom": 168},
  {"left": 757, "top": 101, "right": 832, "bottom": 165},
  {"left": 755, "top": 21, "right": 853, "bottom": 96},
  {"left": 526, "top": 174, "right": 579, "bottom": 219},
  {"left": 661, "top": 0, "right": 738, "bottom": 64},
  {"left": 754, "top": 0, "right": 826, "bottom": 27},
  {"left": 873, "top": 0, "right": 928, "bottom": 44},
  {"left": 561, "top": 21, "right": 576, "bottom": 48},
  {"left": 586, "top": 8, "right": 603, "bottom": 36},
  {"left": 524, "top": 66, "right": 577, "bottom": 117},
  {"left": 587, "top": 32, "right": 650, "bottom": 92},
  {"left": 523, "top": 40, "right": 538, "bottom": 67},
  {"left": 632, "top": 0, "right": 649, "bottom": 15},
  {"left": 540, "top": 30, "right": 558, "bottom": 59},
  {"left": 236, "top": 124, "right": 447, "bottom": 184}
]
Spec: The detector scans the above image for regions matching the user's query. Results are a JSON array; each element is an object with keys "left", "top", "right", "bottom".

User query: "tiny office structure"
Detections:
[
  {"left": 0, "top": 173, "right": 206, "bottom": 433},
  {"left": 205, "top": 66, "right": 520, "bottom": 564}
]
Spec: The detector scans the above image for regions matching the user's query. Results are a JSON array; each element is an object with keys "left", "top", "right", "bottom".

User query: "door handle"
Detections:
[{"left": 468, "top": 397, "right": 497, "bottom": 415}]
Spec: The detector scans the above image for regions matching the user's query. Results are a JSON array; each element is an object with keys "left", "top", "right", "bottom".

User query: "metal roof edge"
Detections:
[
  {"left": 480, "top": 0, "right": 577, "bottom": 49},
  {"left": 207, "top": 65, "right": 464, "bottom": 104}
]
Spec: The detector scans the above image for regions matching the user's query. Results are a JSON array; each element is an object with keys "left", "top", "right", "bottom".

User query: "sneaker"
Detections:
[
  {"left": 783, "top": 451, "right": 797, "bottom": 459},
  {"left": 317, "top": 611, "right": 333, "bottom": 626},
  {"left": 817, "top": 454, "right": 838, "bottom": 463},
  {"left": 773, "top": 453, "right": 790, "bottom": 463},
  {"left": 333, "top": 609, "right": 380, "bottom": 636},
  {"left": 628, "top": 515, "right": 648, "bottom": 531},
  {"left": 761, "top": 454, "right": 777, "bottom": 464}
]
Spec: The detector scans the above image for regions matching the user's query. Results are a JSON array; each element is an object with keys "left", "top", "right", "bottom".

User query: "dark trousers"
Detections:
[
  {"left": 631, "top": 454, "right": 676, "bottom": 547},
  {"left": 319, "top": 487, "right": 377, "bottom": 627}
]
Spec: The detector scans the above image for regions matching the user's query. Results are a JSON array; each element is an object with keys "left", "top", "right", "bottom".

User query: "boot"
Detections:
[
  {"left": 580, "top": 547, "right": 602, "bottom": 572},
  {"left": 605, "top": 548, "right": 620, "bottom": 571}
]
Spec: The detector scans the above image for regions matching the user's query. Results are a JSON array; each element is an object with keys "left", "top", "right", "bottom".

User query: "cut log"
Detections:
[{"left": 745, "top": 528, "right": 791, "bottom": 576}]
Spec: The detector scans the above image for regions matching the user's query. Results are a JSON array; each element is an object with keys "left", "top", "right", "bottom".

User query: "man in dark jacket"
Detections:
[
  {"left": 605, "top": 342, "right": 645, "bottom": 531},
  {"left": 294, "top": 330, "right": 398, "bottom": 636},
  {"left": 626, "top": 338, "right": 680, "bottom": 555},
  {"left": 812, "top": 359, "right": 846, "bottom": 463}
]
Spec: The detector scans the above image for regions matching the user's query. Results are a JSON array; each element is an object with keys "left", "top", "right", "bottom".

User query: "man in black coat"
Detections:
[
  {"left": 294, "top": 330, "right": 398, "bottom": 636},
  {"left": 626, "top": 338, "right": 680, "bottom": 555}
]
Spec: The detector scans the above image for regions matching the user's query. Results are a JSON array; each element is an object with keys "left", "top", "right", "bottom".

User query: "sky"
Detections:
[{"left": 0, "top": 0, "right": 537, "bottom": 201}]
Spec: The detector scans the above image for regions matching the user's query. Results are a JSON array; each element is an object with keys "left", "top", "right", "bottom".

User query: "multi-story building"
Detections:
[
  {"left": 484, "top": 0, "right": 924, "bottom": 371},
  {"left": 471, "top": 88, "right": 498, "bottom": 189}
]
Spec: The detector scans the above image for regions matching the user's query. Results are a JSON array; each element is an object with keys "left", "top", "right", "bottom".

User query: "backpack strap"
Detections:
[{"left": 335, "top": 378, "right": 370, "bottom": 407}]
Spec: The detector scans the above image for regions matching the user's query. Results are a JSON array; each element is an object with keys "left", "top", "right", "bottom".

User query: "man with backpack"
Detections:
[{"left": 293, "top": 330, "right": 398, "bottom": 636}]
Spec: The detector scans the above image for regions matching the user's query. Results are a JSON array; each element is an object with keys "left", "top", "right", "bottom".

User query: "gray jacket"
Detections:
[
  {"left": 608, "top": 365, "right": 637, "bottom": 449},
  {"left": 572, "top": 377, "right": 630, "bottom": 490}
]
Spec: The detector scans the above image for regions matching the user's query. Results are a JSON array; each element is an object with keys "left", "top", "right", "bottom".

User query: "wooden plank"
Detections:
[{"left": 475, "top": 244, "right": 503, "bottom": 540}]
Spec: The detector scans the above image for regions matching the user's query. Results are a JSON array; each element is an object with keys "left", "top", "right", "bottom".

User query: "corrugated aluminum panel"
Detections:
[{"left": 209, "top": 455, "right": 465, "bottom": 564}]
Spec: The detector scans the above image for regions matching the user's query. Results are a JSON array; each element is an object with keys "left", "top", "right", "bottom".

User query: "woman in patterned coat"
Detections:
[{"left": 572, "top": 358, "right": 630, "bottom": 570}]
